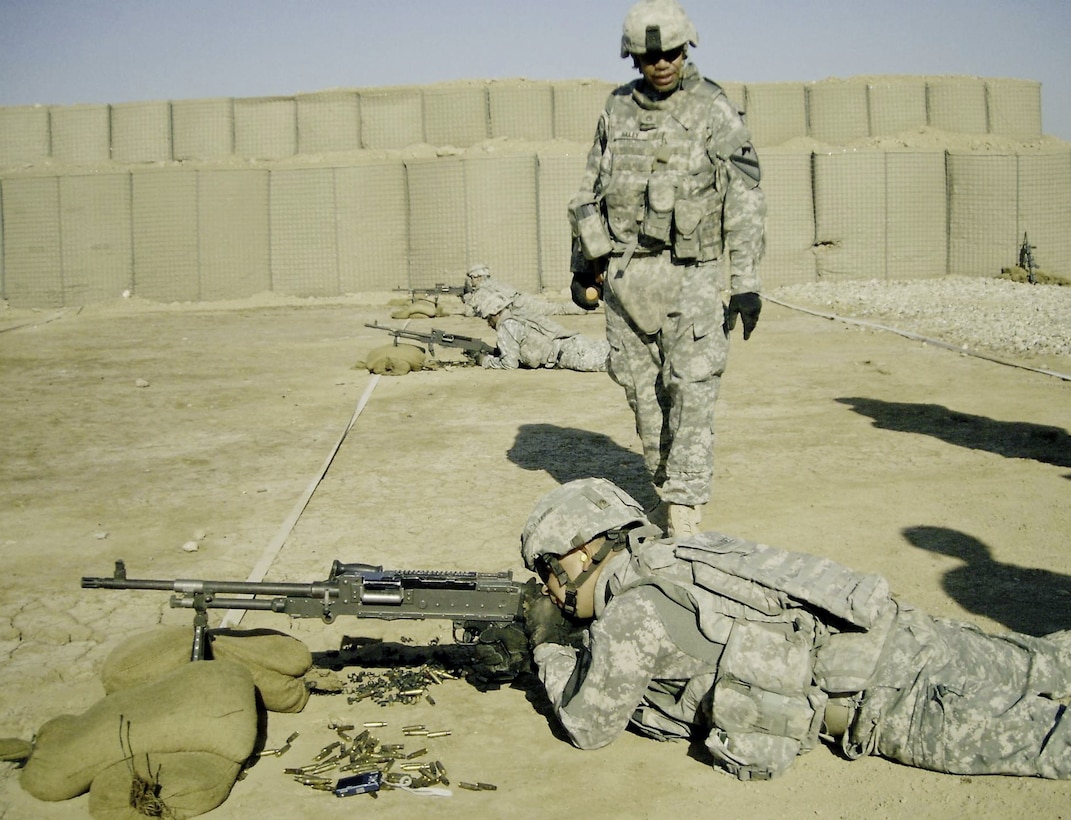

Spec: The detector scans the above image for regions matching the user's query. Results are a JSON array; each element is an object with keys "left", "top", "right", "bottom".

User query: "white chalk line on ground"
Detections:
[{"left": 218, "top": 371, "right": 382, "bottom": 629}]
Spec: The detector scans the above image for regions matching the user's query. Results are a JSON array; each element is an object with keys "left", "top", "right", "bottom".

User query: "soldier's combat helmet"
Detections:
[
  {"left": 620, "top": 0, "right": 698, "bottom": 58},
  {"left": 469, "top": 284, "right": 514, "bottom": 319},
  {"left": 521, "top": 478, "right": 649, "bottom": 571},
  {"left": 464, "top": 263, "right": 492, "bottom": 293}
]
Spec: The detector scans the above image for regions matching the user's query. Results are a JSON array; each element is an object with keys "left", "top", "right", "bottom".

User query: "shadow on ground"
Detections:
[
  {"left": 507, "top": 423, "right": 657, "bottom": 509},
  {"left": 838, "top": 397, "right": 1071, "bottom": 471},
  {"left": 903, "top": 525, "right": 1071, "bottom": 635}
]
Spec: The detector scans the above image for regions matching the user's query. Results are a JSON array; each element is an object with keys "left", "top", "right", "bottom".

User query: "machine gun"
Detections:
[
  {"left": 83, "top": 559, "right": 526, "bottom": 662},
  {"left": 365, "top": 322, "right": 495, "bottom": 359},
  {"left": 393, "top": 283, "right": 466, "bottom": 299}
]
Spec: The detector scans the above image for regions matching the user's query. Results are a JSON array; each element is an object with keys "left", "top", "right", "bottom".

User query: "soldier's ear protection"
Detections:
[{"left": 538, "top": 530, "right": 627, "bottom": 616}]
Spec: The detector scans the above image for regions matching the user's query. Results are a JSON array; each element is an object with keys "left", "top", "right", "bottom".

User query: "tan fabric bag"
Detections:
[
  {"left": 21, "top": 660, "right": 257, "bottom": 803},
  {"left": 101, "top": 626, "right": 312, "bottom": 713},
  {"left": 88, "top": 751, "right": 242, "bottom": 820}
]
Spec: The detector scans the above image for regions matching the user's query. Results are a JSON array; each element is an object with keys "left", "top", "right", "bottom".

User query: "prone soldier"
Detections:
[
  {"left": 515, "top": 478, "right": 1071, "bottom": 781},
  {"left": 468, "top": 286, "right": 610, "bottom": 373}
]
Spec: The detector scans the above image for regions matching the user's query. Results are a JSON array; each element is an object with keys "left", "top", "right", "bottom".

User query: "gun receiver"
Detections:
[
  {"left": 83, "top": 559, "right": 525, "bottom": 660},
  {"left": 364, "top": 322, "right": 495, "bottom": 358}
]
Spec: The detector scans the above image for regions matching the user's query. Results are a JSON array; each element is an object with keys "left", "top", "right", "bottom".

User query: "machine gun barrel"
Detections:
[{"left": 81, "top": 560, "right": 336, "bottom": 598}]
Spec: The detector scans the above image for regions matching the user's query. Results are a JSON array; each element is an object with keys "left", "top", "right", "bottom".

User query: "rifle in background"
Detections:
[
  {"left": 1018, "top": 233, "right": 1038, "bottom": 284},
  {"left": 393, "top": 283, "right": 466, "bottom": 299},
  {"left": 365, "top": 322, "right": 495, "bottom": 360}
]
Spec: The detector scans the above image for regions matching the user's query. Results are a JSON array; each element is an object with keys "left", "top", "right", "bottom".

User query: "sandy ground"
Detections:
[{"left": 0, "top": 292, "right": 1069, "bottom": 820}]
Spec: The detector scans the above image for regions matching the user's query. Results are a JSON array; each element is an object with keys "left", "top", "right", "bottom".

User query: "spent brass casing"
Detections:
[{"left": 313, "top": 741, "right": 340, "bottom": 761}]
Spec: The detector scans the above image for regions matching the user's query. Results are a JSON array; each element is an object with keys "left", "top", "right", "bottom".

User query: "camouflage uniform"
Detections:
[
  {"left": 571, "top": 63, "right": 765, "bottom": 507},
  {"left": 464, "top": 271, "right": 589, "bottom": 317},
  {"left": 533, "top": 530, "right": 1071, "bottom": 780},
  {"left": 481, "top": 310, "right": 609, "bottom": 372}
]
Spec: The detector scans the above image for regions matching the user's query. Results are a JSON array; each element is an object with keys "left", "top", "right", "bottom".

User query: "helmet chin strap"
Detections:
[{"left": 545, "top": 531, "right": 626, "bottom": 616}]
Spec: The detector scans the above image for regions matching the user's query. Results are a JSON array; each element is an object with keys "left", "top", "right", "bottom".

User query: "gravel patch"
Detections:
[{"left": 771, "top": 277, "right": 1071, "bottom": 363}]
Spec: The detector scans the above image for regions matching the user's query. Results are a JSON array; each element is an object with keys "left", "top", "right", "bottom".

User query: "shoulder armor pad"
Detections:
[{"left": 701, "top": 77, "right": 726, "bottom": 98}]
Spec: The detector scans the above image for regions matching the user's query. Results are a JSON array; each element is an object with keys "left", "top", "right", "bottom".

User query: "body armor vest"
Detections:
[
  {"left": 598, "top": 68, "right": 739, "bottom": 261},
  {"left": 605, "top": 531, "right": 897, "bottom": 780}
]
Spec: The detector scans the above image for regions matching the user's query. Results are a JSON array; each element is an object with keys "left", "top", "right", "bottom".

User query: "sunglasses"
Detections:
[{"left": 638, "top": 46, "right": 685, "bottom": 65}]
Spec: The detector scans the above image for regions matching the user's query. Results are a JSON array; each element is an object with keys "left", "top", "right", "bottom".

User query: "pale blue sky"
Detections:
[{"left": 1, "top": 0, "right": 1069, "bottom": 141}]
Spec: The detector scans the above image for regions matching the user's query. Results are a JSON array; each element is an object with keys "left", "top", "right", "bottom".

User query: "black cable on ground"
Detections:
[{"left": 765, "top": 295, "right": 1071, "bottom": 383}]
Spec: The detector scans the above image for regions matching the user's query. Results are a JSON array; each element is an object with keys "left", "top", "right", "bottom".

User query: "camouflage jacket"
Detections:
[
  {"left": 570, "top": 63, "right": 765, "bottom": 295},
  {"left": 481, "top": 311, "right": 576, "bottom": 370},
  {"left": 533, "top": 531, "right": 896, "bottom": 780}
]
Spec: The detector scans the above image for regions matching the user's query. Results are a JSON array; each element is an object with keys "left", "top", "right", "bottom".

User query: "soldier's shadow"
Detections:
[
  {"left": 507, "top": 423, "right": 657, "bottom": 509},
  {"left": 837, "top": 397, "right": 1071, "bottom": 475},
  {"left": 903, "top": 525, "right": 1071, "bottom": 635}
]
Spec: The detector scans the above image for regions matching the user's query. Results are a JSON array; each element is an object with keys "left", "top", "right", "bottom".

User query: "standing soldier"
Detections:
[{"left": 568, "top": 0, "right": 766, "bottom": 535}]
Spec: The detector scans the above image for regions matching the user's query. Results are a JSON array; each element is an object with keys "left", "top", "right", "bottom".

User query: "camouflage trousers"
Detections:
[
  {"left": 555, "top": 335, "right": 610, "bottom": 372},
  {"left": 851, "top": 603, "right": 1071, "bottom": 778},
  {"left": 604, "top": 252, "right": 730, "bottom": 506}
]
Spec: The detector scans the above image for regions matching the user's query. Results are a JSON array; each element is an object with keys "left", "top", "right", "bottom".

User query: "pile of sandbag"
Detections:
[{"left": 11, "top": 626, "right": 313, "bottom": 819}]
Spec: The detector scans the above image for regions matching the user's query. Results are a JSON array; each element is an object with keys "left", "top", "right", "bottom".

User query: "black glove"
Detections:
[
  {"left": 467, "top": 623, "right": 530, "bottom": 689},
  {"left": 570, "top": 272, "right": 603, "bottom": 311},
  {"left": 723, "top": 292, "right": 762, "bottom": 340},
  {"left": 521, "top": 578, "right": 588, "bottom": 650}
]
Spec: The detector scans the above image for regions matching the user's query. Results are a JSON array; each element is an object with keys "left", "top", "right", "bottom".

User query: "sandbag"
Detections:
[
  {"left": 88, "top": 751, "right": 242, "bottom": 820},
  {"left": 101, "top": 626, "right": 312, "bottom": 713},
  {"left": 391, "top": 298, "right": 441, "bottom": 318},
  {"left": 0, "top": 737, "right": 33, "bottom": 761},
  {"left": 100, "top": 626, "right": 193, "bottom": 693},
  {"left": 212, "top": 629, "right": 312, "bottom": 713},
  {"left": 21, "top": 659, "right": 257, "bottom": 802},
  {"left": 355, "top": 342, "right": 429, "bottom": 375}
]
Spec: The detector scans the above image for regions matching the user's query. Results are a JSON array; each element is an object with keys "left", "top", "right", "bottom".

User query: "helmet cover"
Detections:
[
  {"left": 521, "top": 478, "right": 649, "bottom": 570},
  {"left": 469, "top": 284, "right": 514, "bottom": 319},
  {"left": 620, "top": 0, "right": 699, "bottom": 57}
]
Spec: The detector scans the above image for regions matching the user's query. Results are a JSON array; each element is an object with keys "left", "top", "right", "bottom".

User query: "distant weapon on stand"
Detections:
[{"left": 1018, "top": 232, "right": 1039, "bottom": 285}]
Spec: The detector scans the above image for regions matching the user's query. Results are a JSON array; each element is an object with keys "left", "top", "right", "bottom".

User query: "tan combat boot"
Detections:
[{"left": 667, "top": 504, "right": 701, "bottom": 538}]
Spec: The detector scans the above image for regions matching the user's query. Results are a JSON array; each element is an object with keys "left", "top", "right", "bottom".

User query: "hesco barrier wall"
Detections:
[{"left": 0, "top": 75, "right": 1068, "bottom": 307}]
